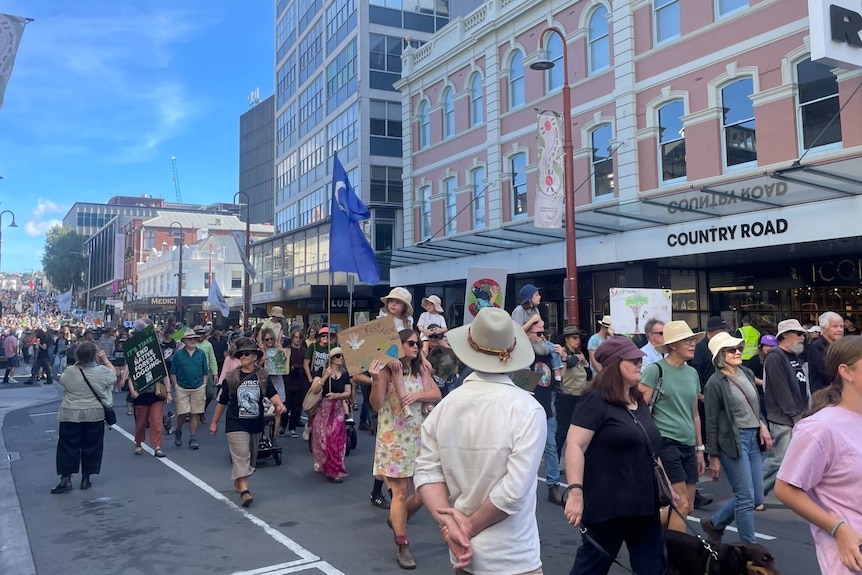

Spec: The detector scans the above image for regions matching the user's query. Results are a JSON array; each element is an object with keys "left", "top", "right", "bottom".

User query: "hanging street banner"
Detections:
[
  {"left": 125, "top": 325, "right": 169, "bottom": 392},
  {"left": 534, "top": 110, "right": 565, "bottom": 228},
  {"left": 0, "top": 13, "right": 30, "bottom": 110},
  {"left": 463, "top": 267, "right": 507, "bottom": 325},
  {"left": 231, "top": 230, "right": 257, "bottom": 279}
]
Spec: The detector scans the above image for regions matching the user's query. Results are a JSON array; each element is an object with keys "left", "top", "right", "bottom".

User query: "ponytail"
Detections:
[{"left": 809, "top": 335, "right": 862, "bottom": 417}]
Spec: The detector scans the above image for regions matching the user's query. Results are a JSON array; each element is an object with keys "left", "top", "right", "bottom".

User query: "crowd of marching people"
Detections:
[{"left": 5, "top": 279, "right": 861, "bottom": 574}]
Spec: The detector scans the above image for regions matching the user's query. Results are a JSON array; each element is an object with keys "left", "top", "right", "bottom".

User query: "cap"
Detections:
[{"left": 594, "top": 337, "right": 645, "bottom": 367}]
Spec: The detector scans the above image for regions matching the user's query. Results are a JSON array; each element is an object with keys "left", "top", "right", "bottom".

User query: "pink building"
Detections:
[{"left": 392, "top": 0, "right": 862, "bottom": 334}]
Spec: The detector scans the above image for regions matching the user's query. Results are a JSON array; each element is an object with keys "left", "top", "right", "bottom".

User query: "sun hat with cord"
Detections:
[
  {"left": 708, "top": 331, "right": 745, "bottom": 362},
  {"left": 446, "top": 307, "right": 534, "bottom": 374},
  {"left": 232, "top": 338, "right": 263, "bottom": 359},
  {"left": 654, "top": 320, "right": 704, "bottom": 354},
  {"left": 380, "top": 286, "right": 414, "bottom": 317},
  {"left": 594, "top": 337, "right": 645, "bottom": 368}
]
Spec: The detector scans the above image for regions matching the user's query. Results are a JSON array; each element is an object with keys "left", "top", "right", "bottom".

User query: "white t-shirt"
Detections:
[
  {"left": 377, "top": 310, "right": 413, "bottom": 331},
  {"left": 417, "top": 311, "right": 447, "bottom": 340}
]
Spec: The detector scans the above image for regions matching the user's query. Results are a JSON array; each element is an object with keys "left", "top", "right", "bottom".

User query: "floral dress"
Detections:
[{"left": 373, "top": 370, "right": 423, "bottom": 478}]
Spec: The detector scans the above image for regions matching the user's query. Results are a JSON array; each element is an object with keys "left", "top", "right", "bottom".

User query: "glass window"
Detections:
[
  {"left": 716, "top": 0, "right": 747, "bottom": 17},
  {"left": 327, "top": 103, "right": 359, "bottom": 164},
  {"left": 369, "top": 33, "right": 403, "bottom": 73},
  {"left": 370, "top": 165, "right": 403, "bottom": 204},
  {"left": 545, "top": 33, "right": 564, "bottom": 93},
  {"left": 276, "top": 53, "right": 297, "bottom": 109},
  {"left": 721, "top": 78, "right": 756, "bottom": 167},
  {"left": 444, "top": 177, "right": 457, "bottom": 234},
  {"left": 472, "top": 167, "right": 486, "bottom": 229},
  {"left": 418, "top": 101, "right": 430, "bottom": 149},
  {"left": 469, "top": 73, "right": 483, "bottom": 127},
  {"left": 326, "top": 39, "right": 357, "bottom": 113},
  {"left": 143, "top": 230, "right": 155, "bottom": 250},
  {"left": 326, "top": 0, "right": 356, "bottom": 54},
  {"left": 299, "top": 75, "right": 324, "bottom": 137},
  {"left": 654, "top": 0, "right": 680, "bottom": 43},
  {"left": 299, "top": 130, "right": 326, "bottom": 190},
  {"left": 658, "top": 100, "right": 686, "bottom": 182},
  {"left": 420, "top": 185, "right": 432, "bottom": 240},
  {"left": 441, "top": 87, "right": 455, "bottom": 139},
  {"left": 276, "top": 2, "right": 297, "bottom": 63},
  {"left": 509, "top": 50, "right": 524, "bottom": 109},
  {"left": 299, "top": 187, "right": 328, "bottom": 228},
  {"left": 375, "top": 209, "right": 396, "bottom": 251},
  {"left": 231, "top": 270, "right": 242, "bottom": 289},
  {"left": 588, "top": 6, "right": 610, "bottom": 73},
  {"left": 371, "top": 100, "right": 402, "bottom": 138},
  {"left": 511, "top": 153, "right": 528, "bottom": 217},
  {"left": 591, "top": 124, "right": 614, "bottom": 197},
  {"left": 796, "top": 58, "right": 842, "bottom": 150},
  {"left": 276, "top": 104, "right": 297, "bottom": 157},
  {"left": 298, "top": 19, "right": 323, "bottom": 86},
  {"left": 298, "top": 0, "right": 322, "bottom": 30}
]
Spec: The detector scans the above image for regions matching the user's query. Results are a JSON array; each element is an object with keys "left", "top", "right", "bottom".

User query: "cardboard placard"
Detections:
[
  {"left": 337, "top": 315, "right": 403, "bottom": 375},
  {"left": 125, "top": 325, "right": 169, "bottom": 392},
  {"left": 510, "top": 369, "right": 542, "bottom": 393},
  {"left": 264, "top": 347, "right": 289, "bottom": 375}
]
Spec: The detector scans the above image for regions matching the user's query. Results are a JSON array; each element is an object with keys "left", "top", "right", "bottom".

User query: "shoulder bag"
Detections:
[
  {"left": 647, "top": 363, "right": 664, "bottom": 413},
  {"left": 628, "top": 407, "right": 673, "bottom": 507},
  {"left": 80, "top": 368, "right": 117, "bottom": 426},
  {"left": 726, "top": 372, "right": 767, "bottom": 452},
  {"left": 302, "top": 375, "right": 330, "bottom": 417}
]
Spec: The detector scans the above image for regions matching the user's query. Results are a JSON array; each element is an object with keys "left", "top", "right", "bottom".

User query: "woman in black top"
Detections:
[
  {"left": 564, "top": 337, "right": 672, "bottom": 575},
  {"left": 209, "top": 338, "right": 285, "bottom": 507},
  {"left": 310, "top": 346, "right": 351, "bottom": 483}
]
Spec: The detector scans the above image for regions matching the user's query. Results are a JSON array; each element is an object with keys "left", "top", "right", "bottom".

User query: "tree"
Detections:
[
  {"left": 625, "top": 294, "right": 650, "bottom": 333},
  {"left": 42, "top": 225, "right": 87, "bottom": 291}
]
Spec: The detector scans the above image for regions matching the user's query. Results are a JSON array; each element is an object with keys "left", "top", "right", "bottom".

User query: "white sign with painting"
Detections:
[{"left": 609, "top": 288, "right": 673, "bottom": 335}]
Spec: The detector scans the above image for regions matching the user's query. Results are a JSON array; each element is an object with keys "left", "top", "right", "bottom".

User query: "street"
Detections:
[{"left": 1, "top": 370, "right": 821, "bottom": 575}]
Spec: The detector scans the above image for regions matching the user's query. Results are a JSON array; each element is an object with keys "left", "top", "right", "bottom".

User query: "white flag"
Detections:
[
  {"left": 14, "top": 293, "right": 22, "bottom": 312},
  {"left": 208, "top": 277, "right": 230, "bottom": 317},
  {"left": 231, "top": 230, "right": 256, "bottom": 279},
  {"left": 56, "top": 287, "right": 73, "bottom": 312},
  {"left": 0, "top": 14, "right": 29, "bottom": 110}
]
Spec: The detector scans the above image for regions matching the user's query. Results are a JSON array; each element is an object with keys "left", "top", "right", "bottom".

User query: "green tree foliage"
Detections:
[{"left": 41, "top": 225, "right": 87, "bottom": 291}]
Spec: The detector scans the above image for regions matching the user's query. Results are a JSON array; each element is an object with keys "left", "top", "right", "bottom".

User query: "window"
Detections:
[
  {"left": 441, "top": 87, "right": 455, "bottom": 139},
  {"left": 369, "top": 33, "right": 403, "bottom": 91},
  {"left": 276, "top": 151, "right": 298, "bottom": 204},
  {"left": 276, "top": 204, "right": 298, "bottom": 233},
  {"left": 471, "top": 167, "right": 486, "bottom": 229},
  {"left": 143, "top": 230, "right": 155, "bottom": 250},
  {"left": 276, "top": 2, "right": 297, "bottom": 63},
  {"left": 371, "top": 99, "right": 402, "bottom": 156},
  {"left": 420, "top": 185, "right": 432, "bottom": 240},
  {"left": 591, "top": 124, "right": 614, "bottom": 197},
  {"left": 509, "top": 50, "right": 525, "bottom": 109},
  {"left": 658, "top": 100, "right": 686, "bottom": 182},
  {"left": 716, "top": 0, "right": 747, "bottom": 18},
  {"left": 231, "top": 271, "right": 242, "bottom": 290},
  {"left": 299, "top": 130, "right": 326, "bottom": 189},
  {"left": 511, "top": 153, "right": 528, "bottom": 217},
  {"left": 469, "top": 73, "right": 483, "bottom": 126},
  {"left": 654, "top": 0, "right": 680, "bottom": 44},
  {"left": 375, "top": 209, "right": 396, "bottom": 251},
  {"left": 299, "top": 74, "right": 324, "bottom": 137},
  {"left": 418, "top": 101, "right": 430, "bottom": 149},
  {"left": 721, "top": 78, "right": 756, "bottom": 167},
  {"left": 444, "top": 177, "right": 457, "bottom": 234},
  {"left": 298, "top": 187, "right": 328, "bottom": 228},
  {"left": 276, "top": 52, "right": 297, "bottom": 108},
  {"left": 298, "top": 19, "right": 323, "bottom": 85},
  {"left": 545, "top": 34, "right": 564, "bottom": 93},
  {"left": 276, "top": 103, "right": 296, "bottom": 157},
  {"left": 204, "top": 272, "right": 212, "bottom": 290},
  {"left": 370, "top": 165, "right": 403, "bottom": 204},
  {"left": 588, "top": 6, "right": 610, "bottom": 73},
  {"left": 326, "top": 0, "right": 356, "bottom": 54},
  {"left": 326, "top": 39, "right": 357, "bottom": 113},
  {"left": 796, "top": 58, "right": 842, "bottom": 151},
  {"left": 327, "top": 103, "right": 359, "bottom": 164}
]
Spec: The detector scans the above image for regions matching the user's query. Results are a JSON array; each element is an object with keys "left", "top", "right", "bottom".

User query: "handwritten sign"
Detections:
[
  {"left": 125, "top": 325, "right": 169, "bottom": 392},
  {"left": 337, "top": 315, "right": 403, "bottom": 375}
]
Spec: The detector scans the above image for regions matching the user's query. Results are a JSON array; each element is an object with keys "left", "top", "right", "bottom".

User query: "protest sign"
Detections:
[
  {"left": 125, "top": 325, "right": 169, "bottom": 392},
  {"left": 337, "top": 315, "right": 403, "bottom": 375}
]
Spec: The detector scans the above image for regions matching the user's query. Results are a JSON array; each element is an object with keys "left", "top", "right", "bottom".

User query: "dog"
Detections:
[{"left": 665, "top": 529, "right": 779, "bottom": 575}]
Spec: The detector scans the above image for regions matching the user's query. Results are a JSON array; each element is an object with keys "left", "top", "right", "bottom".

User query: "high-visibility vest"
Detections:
[{"left": 738, "top": 325, "right": 760, "bottom": 360}]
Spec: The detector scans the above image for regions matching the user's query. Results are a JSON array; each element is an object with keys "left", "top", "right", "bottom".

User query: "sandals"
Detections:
[
  {"left": 134, "top": 445, "right": 143, "bottom": 455},
  {"left": 240, "top": 490, "right": 254, "bottom": 507},
  {"left": 153, "top": 448, "right": 166, "bottom": 458}
]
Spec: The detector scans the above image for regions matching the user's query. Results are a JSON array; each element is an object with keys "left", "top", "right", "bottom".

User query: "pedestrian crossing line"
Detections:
[
  {"left": 232, "top": 559, "right": 351, "bottom": 575},
  {"left": 110, "top": 423, "right": 347, "bottom": 575}
]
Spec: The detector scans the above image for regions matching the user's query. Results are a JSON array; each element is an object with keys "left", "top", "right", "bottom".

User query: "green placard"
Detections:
[{"left": 125, "top": 325, "right": 169, "bottom": 392}]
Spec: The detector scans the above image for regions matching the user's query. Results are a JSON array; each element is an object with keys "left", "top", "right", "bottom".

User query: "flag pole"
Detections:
[{"left": 327, "top": 271, "right": 333, "bottom": 354}]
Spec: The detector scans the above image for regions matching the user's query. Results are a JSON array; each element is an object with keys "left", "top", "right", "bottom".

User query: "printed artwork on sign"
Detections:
[
  {"left": 264, "top": 348, "right": 289, "bottom": 375},
  {"left": 609, "top": 288, "right": 673, "bottom": 335},
  {"left": 534, "top": 110, "right": 565, "bottom": 228},
  {"left": 464, "top": 267, "right": 508, "bottom": 324},
  {"left": 337, "top": 315, "right": 404, "bottom": 375}
]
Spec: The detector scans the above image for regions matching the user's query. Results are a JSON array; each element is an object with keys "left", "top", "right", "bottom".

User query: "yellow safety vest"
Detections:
[{"left": 738, "top": 325, "right": 760, "bottom": 360}]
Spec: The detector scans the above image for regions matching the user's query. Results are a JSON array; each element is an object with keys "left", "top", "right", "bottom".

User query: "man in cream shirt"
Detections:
[{"left": 415, "top": 307, "right": 545, "bottom": 575}]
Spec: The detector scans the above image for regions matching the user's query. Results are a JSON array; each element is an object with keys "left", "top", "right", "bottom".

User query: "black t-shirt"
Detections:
[
  {"left": 530, "top": 354, "right": 554, "bottom": 418},
  {"left": 217, "top": 370, "right": 277, "bottom": 434},
  {"left": 312, "top": 367, "right": 351, "bottom": 395},
  {"left": 571, "top": 390, "right": 661, "bottom": 523},
  {"left": 742, "top": 354, "right": 765, "bottom": 380}
]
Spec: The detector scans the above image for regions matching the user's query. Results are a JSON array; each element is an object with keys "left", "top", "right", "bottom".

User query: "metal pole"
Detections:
[
  {"left": 0, "top": 209, "right": 18, "bottom": 275},
  {"left": 178, "top": 235, "right": 184, "bottom": 323},
  {"left": 233, "top": 191, "right": 251, "bottom": 330}
]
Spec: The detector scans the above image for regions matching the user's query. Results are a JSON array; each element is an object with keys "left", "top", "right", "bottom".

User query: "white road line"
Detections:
[
  {"left": 29, "top": 412, "right": 58, "bottom": 417},
  {"left": 109, "top": 423, "right": 347, "bottom": 574},
  {"left": 232, "top": 560, "right": 348, "bottom": 575}
]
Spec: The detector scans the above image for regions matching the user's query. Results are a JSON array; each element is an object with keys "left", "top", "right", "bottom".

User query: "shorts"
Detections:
[
  {"left": 174, "top": 386, "right": 206, "bottom": 415},
  {"left": 5, "top": 355, "right": 20, "bottom": 368},
  {"left": 659, "top": 437, "right": 698, "bottom": 485}
]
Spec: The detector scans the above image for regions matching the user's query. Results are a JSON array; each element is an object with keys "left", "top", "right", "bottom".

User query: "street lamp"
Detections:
[
  {"left": 233, "top": 191, "right": 251, "bottom": 330},
  {"left": 169, "top": 221, "right": 184, "bottom": 323},
  {"left": 530, "top": 29, "right": 579, "bottom": 327},
  {"left": 0, "top": 210, "right": 18, "bottom": 274}
]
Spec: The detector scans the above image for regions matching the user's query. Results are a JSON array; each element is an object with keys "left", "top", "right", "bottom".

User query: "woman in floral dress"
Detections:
[{"left": 369, "top": 329, "right": 441, "bottom": 570}]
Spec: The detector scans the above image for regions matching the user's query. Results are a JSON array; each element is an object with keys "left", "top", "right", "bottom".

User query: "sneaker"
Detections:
[
  {"left": 289, "top": 430, "right": 298, "bottom": 438},
  {"left": 755, "top": 503, "right": 766, "bottom": 512},
  {"left": 370, "top": 492, "right": 391, "bottom": 509},
  {"left": 188, "top": 438, "right": 199, "bottom": 450},
  {"left": 694, "top": 490, "right": 713, "bottom": 509},
  {"left": 174, "top": 428, "right": 183, "bottom": 447},
  {"left": 302, "top": 427, "right": 310, "bottom": 440},
  {"left": 345, "top": 416, "right": 355, "bottom": 425}
]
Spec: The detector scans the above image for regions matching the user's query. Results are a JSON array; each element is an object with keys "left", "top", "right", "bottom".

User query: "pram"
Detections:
[{"left": 256, "top": 412, "right": 283, "bottom": 466}]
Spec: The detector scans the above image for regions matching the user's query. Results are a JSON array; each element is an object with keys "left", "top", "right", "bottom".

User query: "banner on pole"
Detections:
[
  {"left": 534, "top": 110, "right": 565, "bottom": 228},
  {"left": 231, "top": 230, "right": 256, "bottom": 279},
  {"left": 0, "top": 13, "right": 29, "bottom": 110},
  {"left": 463, "top": 267, "right": 507, "bottom": 325}
]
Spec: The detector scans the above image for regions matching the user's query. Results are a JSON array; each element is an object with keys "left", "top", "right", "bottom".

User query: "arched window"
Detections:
[
  {"left": 420, "top": 185, "right": 432, "bottom": 240},
  {"left": 658, "top": 100, "right": 686, "bottom": 183},
  {"left": 545, "top": 33, "right": 564, "bottom": 93},
  {"left": 509, "top": 50, "right": 525, "bottom": 109},
  {"left": 511, "top": 153, "right": 528, "bottom": 217},
  {"left": 418, "top": 100, "right": 430, "bottom": 149},
  {"left": 591, "top": 124, "right": 614, "bottom": 197},
  {"left": 721, "top": 78, "right": 756, "bottom": 167},
  {"left": 588, "top": 6, "right": 610, "bottom": 73},
  {"left": 442, "top": 87, "right": 455, "bottom": 139},
  {"left": 444, "top": 177, "right": 457, "bottom": 234},
  {"left": 470, "top": 73, "right": 483, "bottom": 126},
  {"left": 796, "top": 58, "right": 841, "bottom": 151},
  {"left": 471, "top": 167, "right": 486, "bottom": 229}
]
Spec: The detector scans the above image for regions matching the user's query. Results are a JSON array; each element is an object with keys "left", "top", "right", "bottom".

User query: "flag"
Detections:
[
  {"left": 231, "top": 230, "right": 256, "bottom": 279},
  {"left": 0, "top": 14, "right": 29, "bottom": 110},
  {"left": 56, "top": 287, "right": 73, "bottom": 313},
  {"left": 329, "top": 153, "right": 380, "bottom": 285},
  {"left": 207, "top": 276, "right": 230, "bottom": 317}
]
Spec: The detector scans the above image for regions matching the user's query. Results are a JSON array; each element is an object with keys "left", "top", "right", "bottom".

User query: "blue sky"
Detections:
[{"left": 0, "top": 0, "right": 274, "bottom": 274}]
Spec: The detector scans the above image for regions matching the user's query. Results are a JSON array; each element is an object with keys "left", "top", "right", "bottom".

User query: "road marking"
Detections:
[
  {"left": 29, "top": 412, "right": 58, "bottom": 417},
  {"left": 110, "top": 423, "right": 347, "bottom": 574},
  {"left": 232, "top": 559, "right": 349, "bottom": 574}
]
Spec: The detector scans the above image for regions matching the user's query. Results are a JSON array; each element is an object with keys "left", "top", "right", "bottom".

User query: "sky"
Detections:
[{"left": 0, "top": 0, "right": 274, "bottom": 274}]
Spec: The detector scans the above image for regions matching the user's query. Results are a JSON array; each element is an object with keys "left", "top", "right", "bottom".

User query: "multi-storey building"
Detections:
[
  {"left": 240, "top": 94, "right": 276, "bottom": 225},
  {"left": 393, "top": 0, "right": 862, "bottom": 335},
  {"left": 250, "top": 0, "right": 449, "bottom": 328}
]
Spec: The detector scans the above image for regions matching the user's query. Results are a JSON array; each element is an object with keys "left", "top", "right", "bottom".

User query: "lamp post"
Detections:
[
  {"left": 530, "top": 28, "right": 579, "bottom": 327},
  {"left": 169, "top": 221, "right": 184, "bottom": 323},
  {"left": 233, "top": 192, "right": 251, "bottom": 330},
  {"left": 0, "top": 210, "right": 18, "bottom": 274}
]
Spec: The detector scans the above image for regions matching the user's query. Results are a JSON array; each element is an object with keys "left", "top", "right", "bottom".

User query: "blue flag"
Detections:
[{"left": 329, "top": 153, "right": 380, "bottom": 285}]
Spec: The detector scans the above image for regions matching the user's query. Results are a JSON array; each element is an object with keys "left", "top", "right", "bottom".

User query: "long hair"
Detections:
[
  {"left": 587, "top": 358, "right": 644, "bottom": 407},
  {"left": 399, "top": 328, "right": 423, "bottom": 375},
  {"left": 808, "top": 335, "right": 862, "bottom": 416}
]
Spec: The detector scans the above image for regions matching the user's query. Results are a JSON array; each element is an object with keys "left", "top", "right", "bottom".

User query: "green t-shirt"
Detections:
[{"left": 641, "top": 359, "right": 699, "bottom": 445}]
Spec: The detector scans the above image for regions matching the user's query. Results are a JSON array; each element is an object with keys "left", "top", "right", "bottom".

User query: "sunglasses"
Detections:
[
  {"left": 626, "top": 357, "right": 644, "bottom": 366},
  {"left": 331, "top": 353, "right": 343, "bottom": 359},
  {"left": 531, "top": 331, "right": 545, "bottom": 336},
  {"left": 724, "top": 346, "right": 744, "bottom": 354},
  {"left": 651, "top": 331, "right": 664, "bottom": 336},
  {"left": 237, "top": 351, "right": 257, "bottom": 358},
  {"left": 404, "top": 340, "right": 420, "bottom": 348},
  {"left": 319, "top": 334, "right": 329, "bottom": 338},
  {"left": 264, "top": 337, "right": 273, "bottom": 342}
]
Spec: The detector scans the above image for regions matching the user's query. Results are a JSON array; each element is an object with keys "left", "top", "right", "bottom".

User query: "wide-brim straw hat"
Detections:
[
  {"left": 381, "top": 287, "right": 413, "bottom": 317},
  {"left": 655, "top": 320, "right": 704, "bottom": 353},
  {"left": 421, "top": 294, "right": 443, "bottom": 313},
  {"left": 597, "top": 315, "right": 612, "bottom": 328},
  {"left": 232, "top": 341, "right": 263, "bottom": 359},
  {"left": 181, "top": 331, "right": 201, "bottom": 340},
  {"left": 708, "top": 332, "right": 745, "bottom": 361},
  {"left": 328, "top": 346, "right": 344, "bottom": 358},
  {"left": 447, "top": 307, "right": 533, "bottom": 374}
]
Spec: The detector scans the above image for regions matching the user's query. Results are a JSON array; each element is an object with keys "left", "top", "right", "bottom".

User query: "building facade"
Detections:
[
  {"left": 393, "top": 0, "right": 862, "bottom": 336},
  {"left": 240, "top": 94, "right": 276, "bottom": 225}
]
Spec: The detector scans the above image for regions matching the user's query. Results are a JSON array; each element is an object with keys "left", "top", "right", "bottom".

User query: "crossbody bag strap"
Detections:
[
  {"left": 79, "top": 368, "right": 108, "bottom": 409},
  {"left": 628, "top": 407, "right": 660, "bottom": 462},
  {"left": 647, "top": 363, "right": 664, "bottom": 412},
  {"left": 726, "top": 372, "right": 761, "bottom": 422}
]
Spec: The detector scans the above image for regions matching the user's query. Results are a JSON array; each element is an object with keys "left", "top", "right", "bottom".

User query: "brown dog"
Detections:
[{"left": 665, "top": 529, "right": 779, "bottom": 575}]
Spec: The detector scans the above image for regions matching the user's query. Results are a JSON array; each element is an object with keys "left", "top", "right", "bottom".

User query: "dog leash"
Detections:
[{"left": 577, "top": 526, "right": 643, "bottom": 575}]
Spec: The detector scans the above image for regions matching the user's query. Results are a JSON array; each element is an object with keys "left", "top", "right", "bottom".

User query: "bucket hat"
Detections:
[
  {"left": 381, "top": 287, "right": 413, "bottom": 317},
  {"left": 594, "top": 337, "right": 645, "bottom": 367},
  {"left": 421, "top": 295, "right": 444, "bottom": 313},
  {"left": 518, "top": 284, "right": 539, "bottom": 306},
  {"left": 655, "top": 320, "right": 704, "bottom": 353},
  {"left": 708, "top": 332, "right": 745, "bottom": 361},
  {"left": 232, "top": 339, "right": 263, "bottom": 359},
  {"left": 776, "top": 319, "right": 806, "bottom": 340},
  {"left": 447, "top": 307, "right": 533, "bottom": 374},
  {"left": 706, "top": 316, "right": 727, "bottom": 332},
  {"left": 269, "top": 306, "right": 285, "bottom": 319}
]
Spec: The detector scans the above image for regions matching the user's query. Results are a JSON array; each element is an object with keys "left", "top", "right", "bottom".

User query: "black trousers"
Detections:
[
  {"left": 56, "top": 421, "right": 105, "bottom": 476},
  {"left": 554, "top": 394, "right": 582, "bottom": 459},
  {"left": 570, "top": 514, "right": 666, "bottom": 575},
  {"left": 29, "top": 356, "right": 52, "bottom": 383},
  {"left": 284, "top": 386, "right": 305, "bottom": 430}
]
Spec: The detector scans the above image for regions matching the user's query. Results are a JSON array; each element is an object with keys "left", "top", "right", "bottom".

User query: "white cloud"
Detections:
[
  {"left": 25, "top": 218, "right": 63, "bottom": 237},
  {"left": 32, "top": 198, "right": 64, "bottom": 219}
]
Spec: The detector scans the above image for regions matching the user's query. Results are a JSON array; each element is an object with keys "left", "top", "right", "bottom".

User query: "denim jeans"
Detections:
[
  {"left": 761, "top": 422, "right": 793, "bottom": 495},
  {"left": 544, "top": 416, "right": 560, "bottom": 486},
  {"left": 711, "top": 427, "right": 763, "bottom": 543}
]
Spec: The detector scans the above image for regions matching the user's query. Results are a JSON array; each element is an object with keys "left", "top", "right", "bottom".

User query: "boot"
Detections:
[
  {"left": 548, "top": 484, "right": 564, "bottom": 506},
  {"left": 80, "top": 475, "right": 92, "bottom": 490},
  {"left": 51, "top": 476, "right": 72, "bottom": 494},
  {"left": 395, "top": 537, "right": 416, "bottom": 570}
]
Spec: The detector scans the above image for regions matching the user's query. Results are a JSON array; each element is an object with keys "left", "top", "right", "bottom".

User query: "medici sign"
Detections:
[{"left": 809, "top": 0, "right": 862, "bottom": 69}]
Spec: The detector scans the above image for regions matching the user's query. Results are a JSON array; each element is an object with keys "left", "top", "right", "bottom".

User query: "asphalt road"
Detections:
[{"left": 1, "top": 371, "right": 822, "bottom": 575}]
